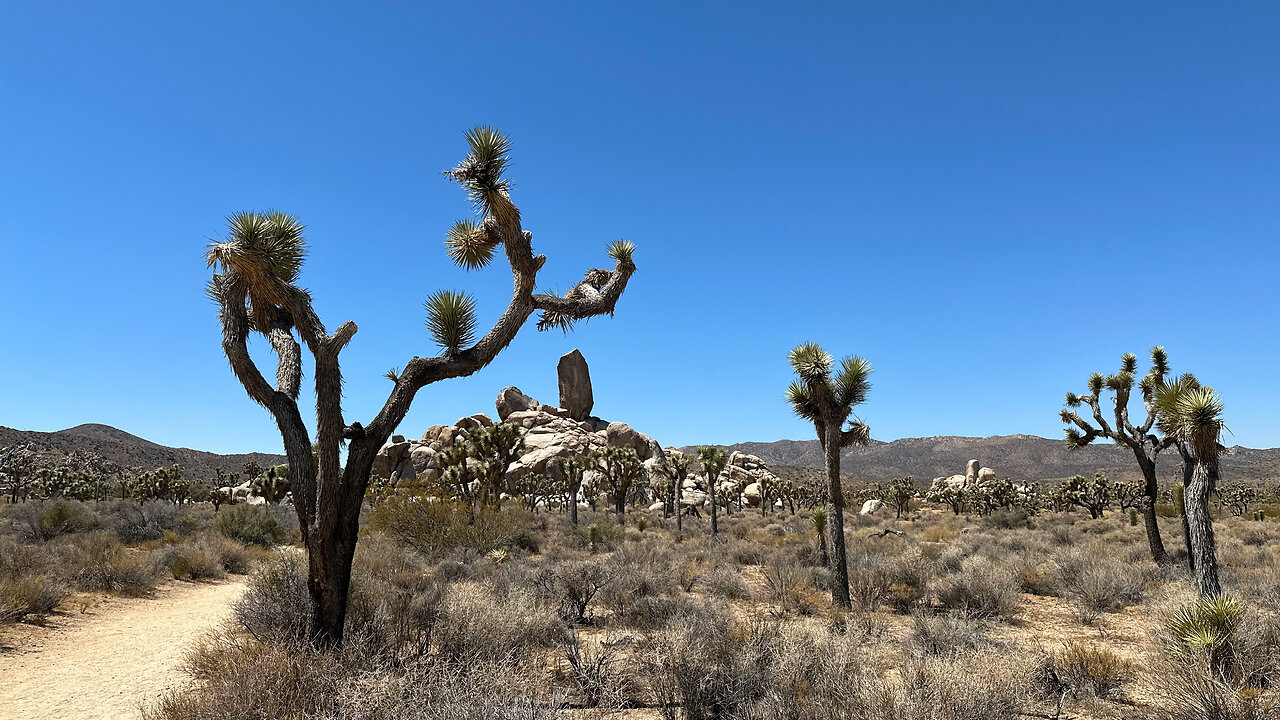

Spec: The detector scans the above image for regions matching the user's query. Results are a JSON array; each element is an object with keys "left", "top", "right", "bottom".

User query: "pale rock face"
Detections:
[
  {"left": 648, "top": 501, "right": 666, "bottom": 512},
  {"left": 495, "top": 387, "right": 540, "bottom": 421},
  {"left": 860, "top": 498, "right": 885, "bottom": 515},
  {"left": 409, "top": 446, "right": 437, "bottom": 475},
  {"left": 743, "top": 482, "right": 762, "bottom": 505},
  {"left": 977, "top": 467, "right": 997, "bottom": 486},
  {"left": 557, "top": 349, "right": 594, "bottom": 420},
  {"left": 965, "top": 459, "right": 980, "bottom": 485}
]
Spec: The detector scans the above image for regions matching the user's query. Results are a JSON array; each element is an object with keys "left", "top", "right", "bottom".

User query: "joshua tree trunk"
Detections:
[
  {"left": 710, "top": 479, "right": 719, "bottom": 537},
  {"left": 1178, "top": 461, "right": 1195, "bottom": 572},
  {"left": 675, "top": 485, "right": 684, "bottom": 539},
  {"left": 614, "top": 493, "right": 626, "bottom": 524},
  {"left": 1134, "top": 456, "right": 1169, "bottom": 565},
  {"left": 569, "top": 480, "right": 580, "bottom": 526},
  {"left": 1184, "top": 450, "right": 1221, "bottom": 596},
  {"left": 824, "top": 423, "right": 851, "bottom": 608}
]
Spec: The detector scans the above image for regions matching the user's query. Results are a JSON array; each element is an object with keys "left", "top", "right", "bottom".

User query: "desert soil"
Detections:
[{"left": 0, "top": 579, "right": 246, "bottom": 720}]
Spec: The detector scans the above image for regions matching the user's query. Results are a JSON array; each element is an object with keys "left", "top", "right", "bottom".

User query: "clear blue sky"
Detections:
[{"left": 2, "top": 2, "right": 1278, "bottom": 455}]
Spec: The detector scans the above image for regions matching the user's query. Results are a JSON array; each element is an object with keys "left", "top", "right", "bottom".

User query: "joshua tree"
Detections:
[
  {"left": 0, "top": 443, "right": 42, "bottom": 503},
  {"left": 1219, "top": 482, "right": 1259, "bottom": 517},
  {"left": 697, "top": 446, "right": 728, "bottom": 537},
  {"left": 1051, "top": 472, "right": 1114, "bottom": 519},
  {"left": 466, "top": 422, "right": 525, "bottom": 507},
  {"left": 251, "top": 465, "right": 291, "bottom": 503},
  {"left": 653, "top": 448, "right": 693, "bottom": 530},
  {"left": 927, "top": 484, "right": 968, "bottom": 515},
  {"left": 206, "top": 127, "right": 637, "bottom": 647},
  {"left": 786, "top": 343, "right": 872, "bottom": 608},
  {"left": 1061, "top": 347, "right": 1176, "bottom": 564},
  {"left": 593, "top": 446, "right": 644, "bottom": 523},
  {"left": 552, "top": 454, "right": 593, "bottom": 525},
  {"left": 1156, "top": 377, "right": 1226, "bottom": 596},
  {"left": 879, "top": 476, "right": 916, "bottom": 519}
]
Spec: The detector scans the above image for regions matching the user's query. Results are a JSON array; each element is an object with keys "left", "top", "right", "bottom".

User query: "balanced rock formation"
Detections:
[
  {"left": 371, "top": 386, "right": 663, "bottom": 505},
  {"left": 557, "top": 349, "right": 594, "bottom": 420},
  {"left": 928, "top": 458, "right": 999, "bottom": 495}
]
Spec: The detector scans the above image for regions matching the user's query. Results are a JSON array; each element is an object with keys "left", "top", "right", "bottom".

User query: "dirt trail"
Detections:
[{"left": 0, "top": 579, "right": 246, "bottom": 720}]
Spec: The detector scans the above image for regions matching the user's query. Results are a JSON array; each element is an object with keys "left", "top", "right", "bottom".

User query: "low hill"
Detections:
[
  {"left": 0, "top": 424, "right": 286, "bottom": 480},
  {"left": 684, "top": 434, "right": 1280, "bottom": 487}
]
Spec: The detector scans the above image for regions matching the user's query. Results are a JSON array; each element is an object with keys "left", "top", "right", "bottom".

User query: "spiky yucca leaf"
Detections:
[
  {"left": 424, "top": 290, "right": 478, "bottom": 355},
  {"left": 444, "top": 126, "right": 512, "bottom": 218},
  {"left": 1120, "top": 353, "right": 1138, "bottom": 374},
  {"left": 1064, "top": 392, "right": 1081, "bottom": 407},
  {"left": 445, "top": 219, "right": 498, "bottom": 270},
  {"left": 833, "top": 356, "right": 873, "bottom": 408},
  {"left": 1106, "top": 371, "right": 1134, "bottom": 391},
  {"left": 1064, "top": 428, "right": 1089, "bottom": 449},
  {"left": 1088, "top": 372, "right": 1105, "bottom": 394},
  {"left": 842, "top": 421, "right": 871, "bottom": 448},
  {"left": 1167, "top": 594, "right": 1242, "bottom": 667},
  {"left": 1150, "top": 346, "right": 1170, "bottom": 377},
  {"left": 606, "top": 239, "right": 636, "bottom": 268},
  {"left": 788, "top": 343, "right": 833, "bottom": 381},
  {"left": 787, "top": 381, "right": 819, "bottom": 421},
  {"left": 1156, "top": 381, "right": 1224, "bottom": 444},
  {"left": 384, "top": 368, "right": 400, "bottom": 383},
  {"left": 697, "top": 445, "right": 728, "bottom": 474}
]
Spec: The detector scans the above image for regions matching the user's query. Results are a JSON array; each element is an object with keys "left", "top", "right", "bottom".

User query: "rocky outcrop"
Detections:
[
  {"left": 860, "top": 498, "right": 885, "bottom": 515},
  {"left": 929, "top": 458, "right": 999, "bottom": 495},
  {"left": 557, "top": 349, "right": 594, "bottom": 420},
  {"left": 496, "top": 387, "right": 539, "bottom": 421},
  {"left": 371, "top": 386, "right": 663, "bottom": 505}
]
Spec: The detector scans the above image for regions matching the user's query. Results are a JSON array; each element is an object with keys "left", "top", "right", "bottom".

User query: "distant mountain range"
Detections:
[
  {"left": 683, "top": 435, "right": 1280, "bottom": 487},
  {"left": 0, "top": 424, "right": 286, "bottom": 480},
  {"left": 5, "top": 424, "right": 1279, "bottom": 489}
]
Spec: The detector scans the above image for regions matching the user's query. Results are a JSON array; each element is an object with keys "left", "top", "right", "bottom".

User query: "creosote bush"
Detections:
[{"left": 212, "top": 504, "right": 285, "bottom": 547}]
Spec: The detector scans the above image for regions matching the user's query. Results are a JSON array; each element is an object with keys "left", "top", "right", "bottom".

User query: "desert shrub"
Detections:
[
  {"left": 907, "top": 611, "right": 991, "bottom": 658},
  {"left": 560, "top": 632, "right": 632, "bottom": 708},
  {"left": 370, "top": 498, "right": 536, "bottom": 557},
  {"left": 1051, "top": 642, "right": 1135, "bottom": 699},
  {"left": 5, "top": 498, "right": 97, "bottom": 541},
  {"left": 1048, "top": 524, "right": 1075, "bottom": 546},
  {"left": 0, "top": 573, "right": 67, "bottom": 623},
  {"left": 890, "top": 652, "right": 1034, "bottom": 720},
  {"left": 234, "top": 551, "right": 311, "bottom": 645},
  {"left": 936, "top": 558, "right": 1021, "bottom": 619},
  {"left": 1009, "top": 554, "right": 1062, "bottom": 596},
  {"left": 762, "top": 553, "right": 804, "bottom": 603},
  {"left": 641, "top": 606, "right": 777, "bottom": 720},
  {"left": 66, "top": 532, "right": 158, "bottom": 595},
  {"left": 152, "top": 542, "right": 227, "bottom": 581},
  {"left": 434, "top": 583, "right": 567, "bottom": 663},
  {"left": 724, "top": 538, "right": 768, "bottom": 566},
  {"left": 705, "top": 566, "right": 751, "bottom": 600},
  {"left": 213, "top": 504, "right": 285, "bottom": 547},
  {"left": 677, "top": 560, "right": 706, "bottom": 592},
  {"left": 566, "top": 520, "right": 624, "bottom": 553},
  {"left": 1057, "top": 549, "right": 1148, "bottom": 617},
  {"left": 143, "top": 635, "right": 558, "bottom": 720},
  {"left": 544, "top": 557, "right": 611, "bottom": 623},
  {"left": 886, "top": 549, "right": 934, "bottom": 612},
  {"left": 611, "top": 593, "right": 701, "bottom": 630},
  {"left": 984, "top": 508, "right": 1032, "bottom": 530}
]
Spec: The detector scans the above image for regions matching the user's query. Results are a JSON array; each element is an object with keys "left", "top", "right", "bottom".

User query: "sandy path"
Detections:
[{"left": 0, "top": 579, "right": 246, "bottom": 720}]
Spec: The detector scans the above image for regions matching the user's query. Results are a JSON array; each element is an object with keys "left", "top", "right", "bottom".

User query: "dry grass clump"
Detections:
[
  {"left": 143, "top": 634, "right": 556, "bottom": 720},
  {"left": 0, "top": 573, "right": 67, "bottom": 624},
  {"left": 906, "top": 611, "right": 992, "bottom": 658},
  {"left": 1050, "top": 642, "right": 1136, "bottom": 700},
  {"left": 66, "top": 531, "right": 159, "bottom": 595},
  {"left": 936, "top": 557, "right": 1021, "bottom": 619}
]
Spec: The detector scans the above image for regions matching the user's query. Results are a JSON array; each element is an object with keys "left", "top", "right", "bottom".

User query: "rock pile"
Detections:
[{"left": 928, "top": 459, "right": 998, "bottom": 495}]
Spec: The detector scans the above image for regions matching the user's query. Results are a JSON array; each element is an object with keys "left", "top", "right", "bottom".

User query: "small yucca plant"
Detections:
[{"left": 1166, "top": 594, "right": 1243, "bottom": 678}]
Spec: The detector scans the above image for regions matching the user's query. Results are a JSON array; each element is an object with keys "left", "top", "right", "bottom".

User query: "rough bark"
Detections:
[
  {"left": 709, "top": 471, "right": 720, "bottom": 537},
  {"left": 824, "top": 421, "right": 851, "bottom": 608},
  {"left": 1186, "top": 458, "right": 1221, "bottom": 596}
]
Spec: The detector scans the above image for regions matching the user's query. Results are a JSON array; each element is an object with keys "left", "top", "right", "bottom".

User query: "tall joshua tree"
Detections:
[
  {"left": 1061, "top": 347, "right": 1176, "bottom": 564},
  {"left": 552, "top": 454, "right": 592, "bottom": 526},
  {"left": 786, "top": 343, "right": 872, "bottom": 608},
  {"left": 206, "top": 127, "right": 636, "bottom": 648},
  {"left": 593, "top": 446, "right": 644, "bottom": 523},
  {"left": 697, "top": 446, "right": 728, "bottom": 537},
  {"left": 1156, "top": 377, "right": 1226, "bottom": 597}
]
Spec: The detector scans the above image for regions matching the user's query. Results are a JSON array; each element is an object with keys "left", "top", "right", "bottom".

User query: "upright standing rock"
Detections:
[{"left": 558, "top": 349, "right": 594, "bottom": 420}]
